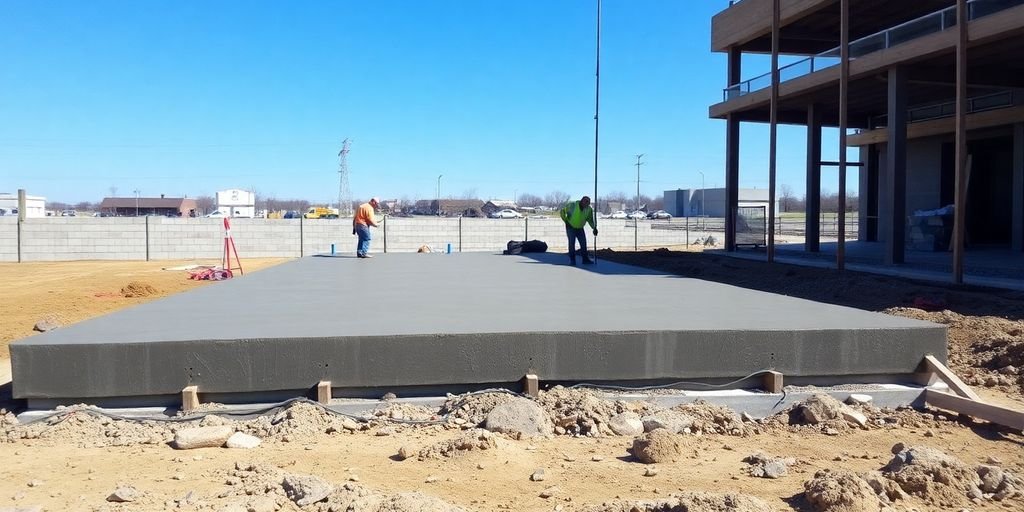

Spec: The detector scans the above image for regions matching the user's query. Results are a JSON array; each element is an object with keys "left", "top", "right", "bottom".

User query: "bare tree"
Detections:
[
  {"left": 195, "top": 195, "right": 215, "bottom": 215},
  {"left": 108, "top": 186, "right": 118, "bottom": 198},
  {"left": 779, "top": 184, "right": 797, "bottom": 213},
  {"left": 517, "top": 193, "right": 543, "bottom": 207},
  {"left": 458, "top": 188, "right": 478, "bottom": 200},
  {"left": 545, "top": 190, "right": 571, "bottom": 208}
]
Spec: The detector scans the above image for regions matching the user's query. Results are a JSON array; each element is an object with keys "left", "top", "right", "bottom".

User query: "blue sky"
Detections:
[{"left": 0, "top": 0, "right": 855, "bottom": 205}]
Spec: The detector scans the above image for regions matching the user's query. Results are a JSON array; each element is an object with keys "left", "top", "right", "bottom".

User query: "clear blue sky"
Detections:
[{"left": 0, "top": 0, "right": 855, "bottom": 205}]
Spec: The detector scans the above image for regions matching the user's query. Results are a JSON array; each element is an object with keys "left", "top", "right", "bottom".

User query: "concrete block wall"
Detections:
[
  {"left": 0, "top": 217, "right": 702, "bottom": 262},
  {"left": 18, "top": 217, "right": 147, "bottom": 262},
  {"left": 0, "top": 217, "right": 17, "bottom": 262}
]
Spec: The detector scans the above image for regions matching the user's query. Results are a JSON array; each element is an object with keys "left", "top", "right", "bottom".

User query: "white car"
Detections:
[
  {"left": 627, "top": 210, "right": 647, "bottom": 220},
  {"left": 609, "top": 210, "right": 627, "bottom": 219},
  {"left": 204, "top": 210, "right": 227, "bottom": 218},
  {"left": 490, "top": 209, "right": 522, "bottom": 219}
]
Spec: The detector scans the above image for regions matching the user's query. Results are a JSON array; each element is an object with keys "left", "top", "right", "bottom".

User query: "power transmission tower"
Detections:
[{"left": 337, "top": 138, "right": 353, "bottom": 217}]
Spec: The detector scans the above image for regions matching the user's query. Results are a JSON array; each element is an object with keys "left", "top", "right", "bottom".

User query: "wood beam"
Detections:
[
  {"left": 806, "top": 104, "right": 822, "bottom": 252},
  {"left": 837, "top": 0, "right": 850, "bottom": 271},
  {"left": 726, "top": 115, "right": 741, "bottom": 251},
  {"left": 924, "top": 389, "right": 1024, "bottom": 430},
  {"left": 885, "top": 66, "right": 908, "bottom": 265},
  {"left": 1014, "top": 123, "right": 1024, "bottom": 252},
  {"left": 181, "top": 385, "right": 199, "bottom": 413},
  {"left": 953, "top": 0, "right": 968, "bottom": 284},
  {"left": 768, "top": 0, "right": 780, "bottom": 263},
  {"left": 848, "top": 105, "right": 1024, "bottom": 146}
]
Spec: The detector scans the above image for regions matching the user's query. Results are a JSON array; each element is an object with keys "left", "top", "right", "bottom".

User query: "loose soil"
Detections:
[{"left": 1, "top": 251, "right": 1023, "bottom": 511}]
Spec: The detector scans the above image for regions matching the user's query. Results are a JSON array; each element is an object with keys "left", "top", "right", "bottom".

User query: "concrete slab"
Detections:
[{"left": 10, "top": 252, "right": 946, "bottom": 407}]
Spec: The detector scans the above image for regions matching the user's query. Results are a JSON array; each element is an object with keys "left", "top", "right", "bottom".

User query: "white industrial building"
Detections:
[
  {"left": 215, "top": 189, "right": 256, "bottom": 218},
  {"left": 664, "top": 188, "right": 778, "bottom": 218},
  {"left": 0, "top": 192, "right": 47, "bottom": 218}
]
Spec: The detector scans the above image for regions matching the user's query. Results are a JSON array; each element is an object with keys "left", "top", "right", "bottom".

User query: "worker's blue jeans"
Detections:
[
  {"left": 565, "top": 226, "right": 588, "bottom": 263},
  {"left": 355, "top": 224, "right": 371, "bottom": 256}
]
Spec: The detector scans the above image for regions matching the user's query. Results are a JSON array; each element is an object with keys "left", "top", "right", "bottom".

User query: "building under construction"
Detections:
[{"left": 711, "top": 0, "right": 1024, "bottom": 282}]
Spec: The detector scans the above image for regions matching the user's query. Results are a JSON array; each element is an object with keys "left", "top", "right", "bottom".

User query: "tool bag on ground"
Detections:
[{"left": 503, "top": 240, "right": 548, "bottom": 255}]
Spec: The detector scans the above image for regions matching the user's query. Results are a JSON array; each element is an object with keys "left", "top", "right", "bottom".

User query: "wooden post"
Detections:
[
  {"left": 521, "top": 374, "right": 539, "bottom": 398},
  {"left": 725, "top": 46, "right": 742, "bottom": 252},
  {"left": 762, "top": 371, "right": 784, "bottom": 393},
  {"left": 837, "top": 0, "right": 849, "bottom": 271},
  {"left": 806, "top": 105, "right": 822, "bottom": 252},
  {"left": 181, "top": 385, "right": 199, "bottom": 413},
  {"left": 885, "top": 67, "right": 908, "bottom": 265},
  {"left": 767, "top": 0, "right": 780, "bottom": 263},
  {"left": 317, "top": 380, "right": 332, "bottom": 404},
  {"left": 952, "top": 0, "right": 968, "bottom": 284}
]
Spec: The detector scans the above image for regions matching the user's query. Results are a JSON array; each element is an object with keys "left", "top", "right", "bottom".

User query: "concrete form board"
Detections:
[{"left": 10, "top": 253, "right": 945, "bottom": 403}]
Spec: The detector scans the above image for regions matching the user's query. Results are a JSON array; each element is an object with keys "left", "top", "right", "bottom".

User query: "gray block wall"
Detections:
[{"left": 0, "top": 216, "right": 711, "bottom": 262}]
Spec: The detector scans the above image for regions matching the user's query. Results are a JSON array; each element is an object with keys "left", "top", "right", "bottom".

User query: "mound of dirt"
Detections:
[
  {"left": 672, "top": 400, "right": 749, "bottom": 435},
  {"left": 803, "top": 470, "right": 893, "bottom": 512},
  {"left": 416, "top": 429, "right": 499, "bottom": 459},
  {"left": 119, "top": 281, "right": 158, "bottom": 298},
  {"left": 438, "top": 392, "right": 516, "bottom": 426},
  {"left": 884, "top": 308, "right": 1024, "bottom": 393},
  {"left": 583, "top": 492, "right": 773, "bottom": 512},
  {"left": 241, "top": 402, "right": 359, "bottom": 441},
  {"left": 9, "top": 408, "right": 173, "bottom": 447},
  {"left": 536, "top": 386, "right": 634, "bottom": 436},
  {"left": 370, "top": 402, "right": 439, "bottom": 422},
  {"left": 631, "top": 430, "right": 682, "bottom": 464},
  {"left": 883, "top": 445, "right": 984, "bottom": 507}
]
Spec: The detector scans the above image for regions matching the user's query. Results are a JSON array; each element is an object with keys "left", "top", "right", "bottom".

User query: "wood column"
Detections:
[
  {"left": 885, "top": 66, "right": 908, "bottom": 265},
  {"left": 806, "top": 104, "right": 822, "bottom": 252},
  {"left": 767, "top": 0, "right": 780, "bottom": 262},
  {"left": 837, "top": 0, "right": 849, "bottom": 271},
  {"left": 1013, "top": 123, "right": 1024, "bottom": 252},
  {"left": 952, "top": 0, "right": 968, "bottom": 283},
  {"left": 725, "top": 47, "right": 742, "bottom": 251}
]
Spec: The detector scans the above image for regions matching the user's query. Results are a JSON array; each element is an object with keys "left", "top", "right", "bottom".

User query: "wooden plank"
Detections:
[
  {"left": 953, "top": 0, "right": 969, "bottom": 285},
  {"left": 924, "top": 389, "right": 1024, "bottom": 430},
  {"left": 181, "top": 385, "right": 199, "bottom": 413},
  {"left": 317, "top": 380, "right": 332, "bottom": 405},
  {"left": 848, "top": 105, "right": 1024, "bottom": 146},
  {"left": 762, "top": 371, "right": 784, "bottom": 393},
  {"left": 521, "top": 374, "right": 539, "bottom": 398},
  {"left": 923, "top": 355, "right": 981, "bottom": 401}
]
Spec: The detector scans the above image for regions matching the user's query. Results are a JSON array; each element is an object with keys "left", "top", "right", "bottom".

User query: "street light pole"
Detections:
[
  {"left": 436, "top": 174, "right": 443, "bottom": 216},
  {"left": 635, "top": 154, "right": 644, "bottom": 212},
  {"left": 134, "top": 189, "right": 140, "bottom": 217}
]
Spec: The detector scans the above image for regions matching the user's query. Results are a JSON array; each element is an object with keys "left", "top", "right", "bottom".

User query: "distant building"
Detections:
[
  {"left": 0, "top": 193, "right": 46, "bottom": 218},
  {"left": 664, "top": 188, "right": 778, "bottom": 218},
  {"left": 481, "top": 200, "right": 518, "bottom": 216},
  {"left": 215, "top": 189, "right": 256, "bottom": 218},
  {"left": 99, "top": 196, "right": 198, "bottom": 217}
]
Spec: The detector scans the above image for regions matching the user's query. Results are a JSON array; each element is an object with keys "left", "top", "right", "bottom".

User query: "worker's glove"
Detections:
[
  {"left": 352, "top": 228, "right": 356, "bottom": 235},
  {"left": 592, "top": 229, "right": 599, "bottom": 236}
]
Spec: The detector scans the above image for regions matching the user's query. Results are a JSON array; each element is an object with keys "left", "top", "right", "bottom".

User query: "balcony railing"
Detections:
[
  {"left": 867, "top": 91, "right": 1017, "bottom": 129},
  {"left": 722, "top": 0, "right": 1024, "bottom": 102}
]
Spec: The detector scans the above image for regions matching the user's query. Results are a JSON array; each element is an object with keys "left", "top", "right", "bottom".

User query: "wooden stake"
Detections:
[
  {"left": 522, "top": 374, "right": 539, "bottom": 398},
  {"left": 762, "top": 371, "right": 784, "bottom": 393},
  {"left": 181, "top": 385, "right": 199, "bottom": 413},
  {"left": 317, "top": 381, "right": 332, "bottom": 404},
  {"left": 920, "top": 355, "right": 981, "bottom": 401},
  {"left": 924, "top": 389, "right": 1024, "bottom": 431}
]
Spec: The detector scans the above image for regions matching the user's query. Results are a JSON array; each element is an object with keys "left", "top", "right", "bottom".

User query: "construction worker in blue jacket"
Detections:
[{"left": 559, "top": 196, "right": 598, "bottom": 265}]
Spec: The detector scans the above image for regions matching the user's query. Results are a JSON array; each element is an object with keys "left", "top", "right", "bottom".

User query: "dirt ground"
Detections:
[{"left": 1, "top": 252, "right": 1023, "bottom": 512}]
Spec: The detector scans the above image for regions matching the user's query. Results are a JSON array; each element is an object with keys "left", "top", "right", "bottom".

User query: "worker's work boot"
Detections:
[{"left": 568, "top": 258, "right": 577, "bottom": 266}]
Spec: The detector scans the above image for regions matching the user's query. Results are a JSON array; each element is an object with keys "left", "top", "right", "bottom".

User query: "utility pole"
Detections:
[
  {"left": 436, "top": 174, "right": 443, "bottom": 215},
  {"left": 634, "top": 154, "right": 645, "bottom": 212},
  {"left": 698, "top": 171, "right": 706, "bottom": 230},
  {"left": 337, "top": 138, "right": 353, "bottom": 217},
  {"left": 134, "top": 189, "right": 140, "bottom": 217}
]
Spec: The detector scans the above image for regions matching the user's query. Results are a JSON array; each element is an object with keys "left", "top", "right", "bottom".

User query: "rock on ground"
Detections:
[
  {"left": 106, "top": 486, "right": 142, "bottom": 503},
  {"left": 225, "top": 432, "right": 261, "bottom": 449},
  {"left": 282, "top": 473, "right": 333, "bottom": 507},
  {"left": 883, "top": 445, "right": 983, "bottom": 507},
  {"left": 608, "top": 412, "right": 644, "bottom": 436},
  {"left": 743, "top": 453, "right": 794, "bottom": 479},
  {"left": 484, "top": 397, "right": 553, "bottom": 437},
  {"left": 672, "top": 400, "right": 747, "bottom": 435},
  {"left": 640, "top": 410, "right": 693, "bottom": 434},
  {"left": 173, "top": 425, "right": 234, "bottom": 449},
  {"left": 582, "top": 491, "right": 773, "bottom": 512},
  {"left": 791, "top": 394, "right": 867, "bottom": 428},
  {"left": 630, "top": 430, "right": 681, "bottom": 464}
]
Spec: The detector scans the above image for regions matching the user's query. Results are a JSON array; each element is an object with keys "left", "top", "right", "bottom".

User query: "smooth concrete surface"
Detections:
[{"left": 10, "top": 252, "right": 946, "bottom": 405}]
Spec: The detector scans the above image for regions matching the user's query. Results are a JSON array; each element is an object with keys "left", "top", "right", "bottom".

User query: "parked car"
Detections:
[
  {"left": 609, "top": 210, "right": 628, "bottom": 219},
  {"left": 93, "top": 212, "right": 112, "bottom": 217},
  {"left": 647, "top": 210, "right": 672, "bottom": 220},
  {"left": 60, "top": 209, "right": 77, "bottom": 217},
  {"left": 627, "top": 210, "right": 646, "bottom": 220},
  {"left": 490, "top": 209, "right": 522, "bottom": 219},
  {"left": 204, "top": 210, "right": 227, "bottom": 218},
  {"left": 282, "top": 210, "right": 301, "bottom": 219}
]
